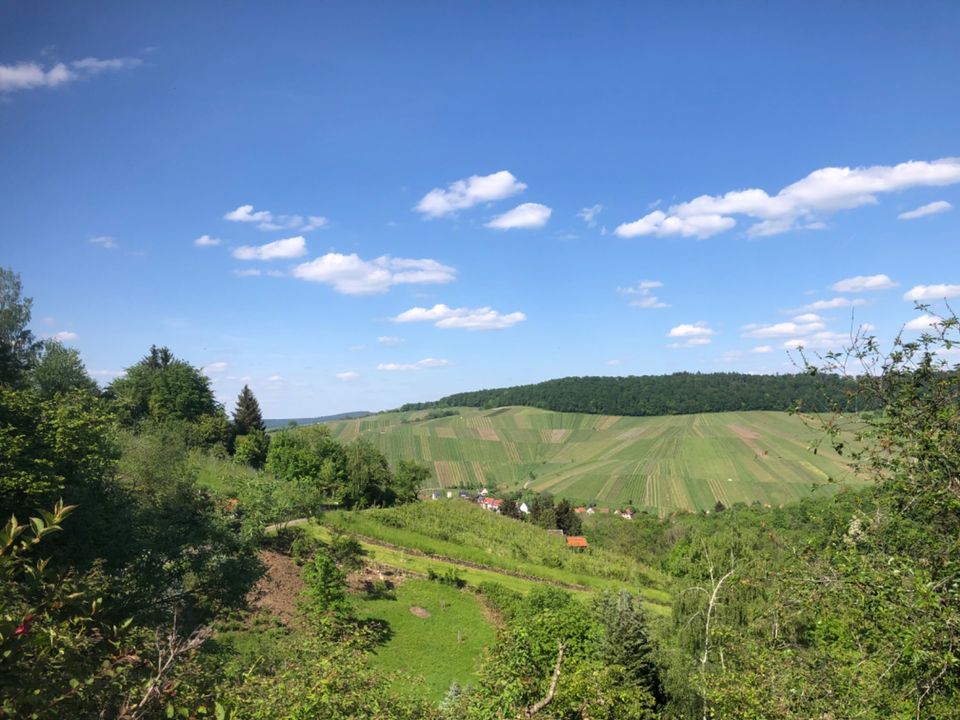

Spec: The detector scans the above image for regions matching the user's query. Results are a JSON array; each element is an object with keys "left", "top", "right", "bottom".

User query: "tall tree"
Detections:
[
  {"left": 32, "top": 339, "right": 98, "bottom": 399},
  {"left": 233, "top": 384, "right": 265, "bottom": 435},
  {"left": 0, "top": 268, "right": 41, "bottom": 386}
]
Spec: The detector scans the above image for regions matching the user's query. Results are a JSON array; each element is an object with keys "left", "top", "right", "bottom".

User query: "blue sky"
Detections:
[{"left": 2, "top": 1, "right": 959, "bottom": 417}]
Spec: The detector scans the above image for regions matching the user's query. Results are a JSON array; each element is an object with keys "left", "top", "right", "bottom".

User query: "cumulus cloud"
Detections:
[
  {"left": 292, "top": 254, "right": 455, "bottom": 295},
  {"left": 486, "top": 202, "right": 552, "bottom": 229},
  {"left": 393, "top": 304, "right": 526, "bottom": 330},
  {"left": 615, "top": 157, "right": 960, "bottom": 239},
  {"left": 194, "top": 234, "right": 222, "bottom": 247},
  {"left": 832, "top": 274, "right": 897, "bottom": 292},
  {"left": 667, "top": 322, "right": 715, "bottom": 346},
  {"left": 89, "top": 236, "right": 117, "bottom": 249},
  {"left": 224, "top": 205, "right": 328, "bottom": 232},
  {"left": 50, "top": 331, "right": 79, "bottom": 342},
  {"left": 578, "top": 204, "right": 603, "bottom": 227},
  {"left": 741, "top": 320, "right": 825, "bottom": 338},
  {"left": 798, "top": 297, "right": 866, "bottom": 311},
  {"left": 233, "top": 236, "right": 307, "bottom": 261},
  {"left": 336, "top": 371, "right": 360, "bottom": 382},
  {"left": 377, "top": 358, "right": 450, "bottom": 371},
  {"left": 0, "top": 56, "right": 141, "bottom": 93},
  {"left": 903, "top": 284, "right": 960, "bottom": 301},
  {"left": 618, "top": 280, "right": 669, "bottom": 308},
  {"left": 898, "top": 200, "right": 952, "bottom": 220},
  {"left": 415, "top": 170, "right": 527, "bottom": 218},
  {"left": 904, "top": 314, "right": 943, "bottom": 331}
]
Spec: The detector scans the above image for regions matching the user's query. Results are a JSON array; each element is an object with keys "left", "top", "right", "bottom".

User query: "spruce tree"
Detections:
[{"left": 233, "top": 384, "right": 265, "bottom": 435}]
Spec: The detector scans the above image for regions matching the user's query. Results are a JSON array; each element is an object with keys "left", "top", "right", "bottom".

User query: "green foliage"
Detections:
[
  {"left": 265, "top": 425, "right": 347, "bottom": 509},
  {"left": 108, "top": 345, "right": 218, "bottom": 427},
  {"left": 234, "top": 428, "right": 270, "bottom": 469},
  {"left": 32, "top": 339, "right": 98, "bottom": 399},
  {"left": 394, "top": 459, "right": 431, "bottom": 503},
  {"left": 232, "top": 384, "right": 265, "bottom": 436},
  {"left": 426, "top": 567, "right": 466, "bottom": 588},
  {"left": 0, "top": 267, "right": 41, "bottom": 386},
  {"left": 400, "top": 371, "right": 864, "bottom": 417},
  {"left": 302, "top": 551, "right": 352, "bottom": 622}
]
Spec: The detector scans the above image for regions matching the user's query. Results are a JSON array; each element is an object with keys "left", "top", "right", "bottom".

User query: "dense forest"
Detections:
[
  {"left": 3, "top": 264, "right": 959, "bottom": 719},
  {"left": 399, "top": 372, "right": 867, "bottom": 416}
]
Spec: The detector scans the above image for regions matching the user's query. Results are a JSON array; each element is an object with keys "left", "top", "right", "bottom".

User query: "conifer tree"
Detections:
[{"left": 233, "top": 384, "right": 265, "bottom": 435}]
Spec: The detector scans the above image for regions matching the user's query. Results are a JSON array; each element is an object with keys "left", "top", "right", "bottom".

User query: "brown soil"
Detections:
[
  {"left": 409, "top": 606, "right": 431, "bottom": 618},
  {"left": 346, "top": 563, "right": 410, "bottom": 593},
  {"left": 246, "top": 549, "right": 306, "bottom": 627}
]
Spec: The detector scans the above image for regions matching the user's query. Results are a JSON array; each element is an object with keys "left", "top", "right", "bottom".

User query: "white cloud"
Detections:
[
  {"left": 799, "top": 297, "right": 866, "bottom": 311},
  {"left": 393, "top": 303, "right": 526, "bottom": 330},
  {"left": 615, "top": 210, "right": 736, "bottom": 239},
  {"left": 267, "top": 374, "right": 283, "bottom": 383},
  {"left": 204, "top": 361, "right": 228, "bottom": 374},
  {"left": 792, "top": 313, "right": 822, "bottom": 323},
  {"left": 89, "top": 369, "right": 124, "bottom": 379},
  {"left": 903, "top": 284, "right": 960, "bottom": 301},
  {"left": 377, "top": 336, "right": 405, "bottom": 347},
  {"left": 782, "top": 331, "right": 851, "bottom": 351},
  {"left": 741, "top": 321, "right": 825, "bottom": 338},
  {"left": 668, "top": 322, "right": 716, "bottom": 338},
  {"left": 486, "top": 202, "right": 552, "bottom": 230},
  {"left": 0, "top": 56, "right": 141, "bottom": 93},
  {"left": 292, "top": 253, "right": 455, "bottom": 295},
  {"left": 904, "top": 314, "right": 944, "bottom": 331},
  {"left": 89, "top": 236, "right": 117, "bottom": 249},
  {"left": 50, "top": 331, "right": 79, "bottom": 342},
  {"left": 832, "top": 274, "right": 897, "bottom": 292},
  {"left": 415, "top": 170, "right": 527, "bottom": 218},
  {"left": 233, "top": 236, "right": 307, "bottom": 261},
  {"left": 668, "top": 337, "right": 713, "bottom": 348},
  {"left": 194, "top": 234, "right": 222, "bottom": 247},
  {"left": 898, "top": 200, "right": 952, "bottom": 220},
  {"left": 224, "top": 205, "right": 328, "bottom": 232},
  {"left": 377, "top": 358, "right": 450, "bottom": 372},
  {"left": 336, "top": 371, "right": 360, "bottom": 382},
  {"left": 751, "top": 345, "right": 773, "bottom": 353},
  {"left": 349, "top": 344, "right": 367, "bottom": 351},
  {"left": 605, "top": 359, "right": 624, "bottom": 366},
  {"left": 578, "top": 204, "right": 603, "bottom": 227},
  {"left": 618, "top": 280, "right": 669, "bottom": 308},
  {"left": 615, "top": 157, "right": 960, "bottom": 239},
  {"left": 234, "top": 269, "right": 261, "bottom": 277}
]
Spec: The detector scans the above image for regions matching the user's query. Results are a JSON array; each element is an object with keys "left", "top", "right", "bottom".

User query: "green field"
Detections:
[{"left": 327, "top": 407, "right": 862, "bottom": 514}]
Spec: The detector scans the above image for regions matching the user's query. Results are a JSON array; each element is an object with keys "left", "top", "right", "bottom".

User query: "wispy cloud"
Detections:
[
  {"left": 203, "top": 361, "right": 228, "bottom": 374},
  {"left": 89, "top": 236, "right": 117, "bottom": 249},
  {"left": 292, "top": 253, "right": 455, "bottom": 295},
  {"left": 618, "top": 280, "right": 668, "bottom": 308},
  {"left": 741, "top": 320, "right": 825, "bottom": 338},
  {"left": 578, "top": 204, "right": 603, "bottom": 227},
  {"left": 798, "top": 297, "right": 866, "bottom": 311},
  {"left": 0, "top": 56, "right": 142, "bottom": 93},
  {"left": 377, "top": 336, "right": 405, "bottom": 347},
  {"left": 616, "top": 157, "right": 960, "bottom": 239},
  {"left": 831, "top": 274, "right": 897, "bottom": 292},
  {"left": 49, "top": 330, "right": 79, "bottom": 342},
  {"left": 336, "top": 371, "right": 360, "bottom": 382},
  {"left": 415, "top": 170, "right": 527, "bottom": 218},
  {"left": 393, "top": 304, "right": 526, "bottom": 330},
  {"left": 377, "top": 358, "right": 450, "bottom": 371},
  {"left": 233, "top": 236, "right": 308, "bottom": 261},
  {"left": 224, "top": 204, "right": 328, "bottom": 232},
  {"left": 898, "top": 200, "right": 952, "bottom": 220},
  {"left": 486, "top": 202, "right": 552, "bottom": 229}
]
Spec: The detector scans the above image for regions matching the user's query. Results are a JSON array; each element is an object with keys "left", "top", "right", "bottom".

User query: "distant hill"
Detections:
[
  {"left": 264, "top": 411, "right": 373, "bottom": 430},
  {"left": 399, "top": 372, "right": 865, "bottom": 417},
  {"left": 326, "top": 407, "right": 863, "bottom": 515}
]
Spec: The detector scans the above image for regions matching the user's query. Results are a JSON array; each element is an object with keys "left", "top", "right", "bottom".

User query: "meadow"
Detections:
[{"left": 327, "top": 407, "right": 862, "bottom": 514}]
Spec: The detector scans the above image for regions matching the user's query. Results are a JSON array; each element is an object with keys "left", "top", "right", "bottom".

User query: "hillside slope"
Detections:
[{"left": 327, "top": 407, "right": 862, "bottom": 514}]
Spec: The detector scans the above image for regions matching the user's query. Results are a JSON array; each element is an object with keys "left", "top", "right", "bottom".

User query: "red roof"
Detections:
[
  {"left": 574, "top": 507, "right": 587, "bottom": 513},
  {"left": 482, "top": 497, "right": 503, "bottom": 508},
  {"left": 566, "top": 536, "right": 589, "bottom": 548}
]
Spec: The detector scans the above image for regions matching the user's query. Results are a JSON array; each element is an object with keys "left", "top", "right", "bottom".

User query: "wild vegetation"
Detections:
[{"left": 3, "top": 264, "right": 959, "bottom": 718}]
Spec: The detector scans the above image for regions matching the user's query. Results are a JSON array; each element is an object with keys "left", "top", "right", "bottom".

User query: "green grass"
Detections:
[
  {"left": 317, "top": 502, "right": 672, "bottom": 610},
  {"left": 355, "top": 579, "right": 496, "bottom": 702},
  {"left": 327, "top": 407, "right": 863, "bottom": 515}
]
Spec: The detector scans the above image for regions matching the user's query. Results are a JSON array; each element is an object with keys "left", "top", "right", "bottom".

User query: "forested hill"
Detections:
[{"left": 399, "top": 372, "right": 864, "bottom": 416}]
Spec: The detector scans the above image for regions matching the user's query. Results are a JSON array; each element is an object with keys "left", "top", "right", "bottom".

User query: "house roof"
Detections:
[
  {"left": 566, "top": 536, "right": 589, "bottom": 548},
  {"left": 482, "top": 497, "right": 503, "bottom": 508},
  {"left": 574, "top": 507, "right": 587, "bottom": 513}
]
